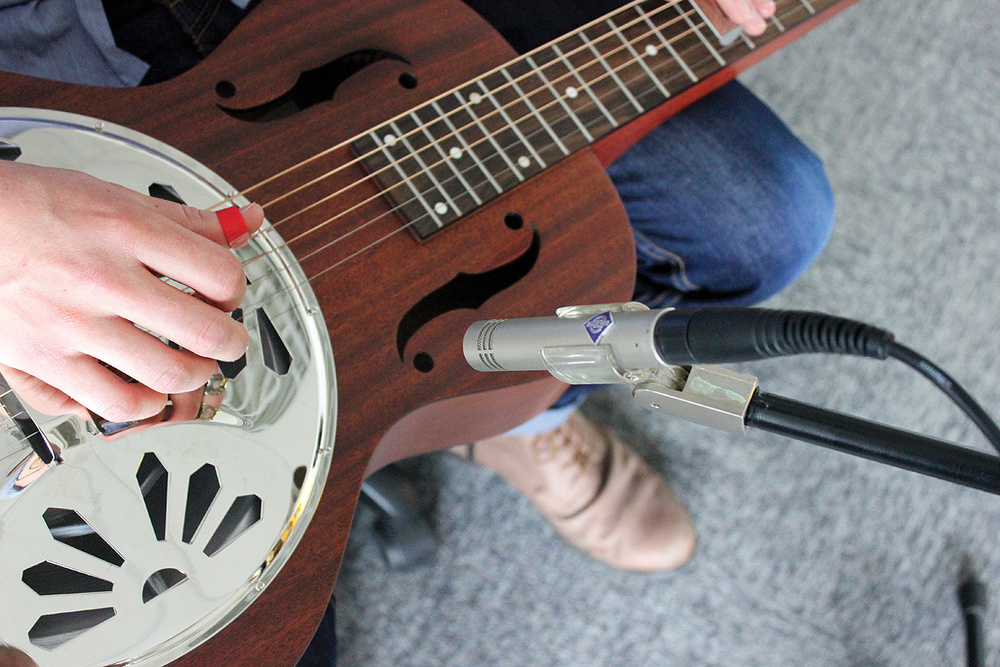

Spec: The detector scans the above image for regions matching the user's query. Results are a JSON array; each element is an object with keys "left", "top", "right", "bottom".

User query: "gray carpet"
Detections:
[{"left": 334, "top": 1, "right": 1000, "bottom": 664}]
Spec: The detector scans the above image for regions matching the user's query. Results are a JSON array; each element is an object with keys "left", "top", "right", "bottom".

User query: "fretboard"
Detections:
[{"left": 351, "top": 0, "right": 838, "bottom": 240}]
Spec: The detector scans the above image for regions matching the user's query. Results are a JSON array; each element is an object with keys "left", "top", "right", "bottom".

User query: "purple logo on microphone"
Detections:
[{"left": 583, "top": 311, "right": 614, "bottom": 344}]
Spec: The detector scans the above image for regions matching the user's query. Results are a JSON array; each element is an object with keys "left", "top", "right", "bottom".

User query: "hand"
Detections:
[
  {"left": 715, "top": 0, "right": 776, "bottom": 36},
  {"left": 0, "top": 161, "right": 264, "bottom": 423}
]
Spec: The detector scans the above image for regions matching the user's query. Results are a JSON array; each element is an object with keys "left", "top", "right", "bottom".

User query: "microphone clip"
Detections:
[{"left": 535, "top": 303, "right": 758, "bottom": 435}]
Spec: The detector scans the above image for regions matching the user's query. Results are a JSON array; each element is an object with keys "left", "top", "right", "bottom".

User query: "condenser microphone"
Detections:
[
  {"left": 464, "top": 306, "right": 667, "bottom": 374},
  {"left": 464, "top": 305, "right": 897, "bottom": 374},
  {"left": 464, "top": 303, "right": 1000, "bottom": 498}
]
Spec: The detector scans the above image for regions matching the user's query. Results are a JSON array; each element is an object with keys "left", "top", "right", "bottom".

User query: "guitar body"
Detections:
[{"left": 0, "top": 0, "right": 634, "bottom": 664}]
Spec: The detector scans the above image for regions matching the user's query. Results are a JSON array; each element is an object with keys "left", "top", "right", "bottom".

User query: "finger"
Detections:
[
  {"left": 738, "top": 0, "right": 768, "bottom": 34},
  {"left": 715, "top": 0, "right": 767, "bottom": 35},
  {"left": 717, "top": 0, "right": 751, "bottom": 22},
  {"left": 166, "top": 387, "right": 207, "bottom": 423},
  {"left": 111, "top": 272, "right": 250, "bottom": 360},
  {"left": 1, "top": 363, "right": 89, "bottom": 419},
  {"left": 752, "top": 0, "right": 776, "bottom": 19},
  {"left": 147, "top": 199, "right": 264, "bottom": 248},
  {"left": 30, "top": 354, "right": 168, "bottom": 423},
  {"left": 73, "top": 317, "right": 220, "bottom": 395},
  {"left": 135, "top": 225, "right": 249, "bottom": 309}
]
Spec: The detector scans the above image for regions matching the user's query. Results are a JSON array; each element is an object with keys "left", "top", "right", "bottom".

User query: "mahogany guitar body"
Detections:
[{"left": 0, "top": 0, "right": 635, "bottom": 664}]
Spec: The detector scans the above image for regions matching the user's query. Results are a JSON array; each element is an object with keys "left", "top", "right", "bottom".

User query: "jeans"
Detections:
[{"left": 550, "top": 80, "right": 835, "bottom": 410}]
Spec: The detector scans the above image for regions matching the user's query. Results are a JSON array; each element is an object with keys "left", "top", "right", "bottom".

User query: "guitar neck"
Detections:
[{"left": 350, "top": 0, "right": 849, "bottom": 240}]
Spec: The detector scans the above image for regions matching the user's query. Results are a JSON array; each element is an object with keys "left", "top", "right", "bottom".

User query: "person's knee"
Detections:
[
  {"left": 740, "top": 138, "right": 835, "bottom": 304},
  {"left": 610, "top": 82, "right": 836, "bottom": 307}
]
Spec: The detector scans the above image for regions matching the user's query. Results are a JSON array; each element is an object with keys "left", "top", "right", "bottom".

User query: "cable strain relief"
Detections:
[
  {"left": 667, "top": 308, "right": 897, "bottom": 363},
  {"left": 762, "top": 309, "right": 895, "bottom": 359}
]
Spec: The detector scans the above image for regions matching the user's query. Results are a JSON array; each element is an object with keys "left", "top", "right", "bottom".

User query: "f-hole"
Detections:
[
  {"left": 217, "top": 49, "right": 411, "bottom": 122},
  {"left": 397, "top": 222, "right": 541, "bottom": 369}
]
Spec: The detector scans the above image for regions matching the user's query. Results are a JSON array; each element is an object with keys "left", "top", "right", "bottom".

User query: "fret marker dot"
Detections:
[
  {"left": 383, "top": 133, "right": 397, "bottom": 147},
  {"left": 449, "top": 147, "right": 462, "bottom": 160},
  {"left": 518, "top": 156, "right": 531, "bottom": 169},
  {"left": 434, "top": 202, "right": 448, "bottom": 215},
  {"left": 645, "top": 44, "right": 658, "bottom": 57},
  {"left": 565, "top": 86, "right": 579, "bottom": 99},
  {"left": 469, "top": 92, "right": 483, "bottom": 104}
]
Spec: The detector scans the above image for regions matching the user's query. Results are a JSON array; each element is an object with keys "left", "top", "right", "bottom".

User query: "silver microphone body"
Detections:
[{"left": 464, "top": 308, "right": 669, "bottom": 373}]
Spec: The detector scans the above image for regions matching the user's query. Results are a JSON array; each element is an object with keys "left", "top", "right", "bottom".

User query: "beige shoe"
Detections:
[{"left": 455, "top": 411, "right": 696, "bottom": 572}]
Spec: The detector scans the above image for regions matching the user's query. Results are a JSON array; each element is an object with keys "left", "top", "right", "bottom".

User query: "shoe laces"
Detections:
[{"left": 530, "top": 417, "right": 602, "bottom": 472}]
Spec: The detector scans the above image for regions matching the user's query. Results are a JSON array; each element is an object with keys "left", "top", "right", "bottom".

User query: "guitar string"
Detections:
[
  {"left": 224, "top": 0, "right": 701, "bottom": 268},
  {"left": 238, "top": 6, "right": 709, "bottom": 270},
  {"left": 234, "top": 0, "right": 748, "bottom": 276},
  {"left": 212, "top": 0, "right": 682, "bottom": 216},
  {"left": 242, "top": 7, "right": 702, "bottom": 250},
  {"left": 236, "top": 0, "right": 810, "bottom": 270},
  {"left": 242, "top": 0, "right": 812, "bottom": 246},
  {"left": 235, "top": 0, "right": 797, "bottom": 287},
  {"left": 239, "top": 12, "right": 785, "bottom": 326},
  {"left": 241, "top": 0, "right": 814, "bottom": 325}
]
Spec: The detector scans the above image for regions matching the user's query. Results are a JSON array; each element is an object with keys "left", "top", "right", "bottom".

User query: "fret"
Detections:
[
  {"left": 474, "top": 76, "right": 547, "bottom": 178},
  {"left": 577, "top": 28, "right": 644, "bottom": 120},
  {"left": 589, "top": 15, "right": 665, "bottom": 115},
  {"left": 603, "top": 15, "right": 671, "bottom": 101},
  {"left": 388, "top": 118, "right": 463, "bottom": 218},
  {"left": 525, "top": 53, "right": 594, "bottom": 146},
  {"left": 502, "top": 58, "right": 586, "bottom": 155},
  {"left": 377, "top": 126, "right": 450, "bottom": 232},
  {"left": 551, "top": 42, "right": 619, "bottom": 132},
  {"left": 455, "top": 85, "right": 527, "bottom": 184},
  {"left": 768, "top": 13, "right": 786, "bottom": 32},
  {"left": 527, "top": 43, "right": 611, "bottom": 142},
  {"left": 498, "top": 67, "right": 571, "bottom": 160},
  {"left": 353, "top": 107, "right": 492, "bottom": 239},
  {"left": 350, "top": 130, "right": 441, "bottom": 238},
  {"left": 678, "top": 0, "right": 726, "bottom": 66},
  {"left": 439, "top": 89, "right": 521, "bottom": 195},
  {"left": 651, "top": 1, "right": 726, "bottom": 82},
  {"left": 430, "top": 99, "right": 503, "bottom": 198},
  {"left": 439, "top": 90, "right": 521, "bottom": 193},
  {"left": 411, "top": 108, "right": 484, "bottom": 209},
  {"left": 636, "top": 2, "right": 698, "bottom": 83},
  {"left": 619, "top": 2, "right": 703, "bottom": 102},
  {"left": 775, "top": 0, "right": 816, "bottom": 28}
]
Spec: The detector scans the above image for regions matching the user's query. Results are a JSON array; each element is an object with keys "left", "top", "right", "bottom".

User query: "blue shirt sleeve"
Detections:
[{"left": 0, "top": 0, "right": 148, "bottom": 87}]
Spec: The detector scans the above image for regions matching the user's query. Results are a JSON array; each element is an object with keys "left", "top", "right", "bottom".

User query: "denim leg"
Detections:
[
  {"left": 550, "top": 81, "right": 834, "bottom": 410},
  {"left": 611, "top": 80, "right": 835, "bottom": 308}
]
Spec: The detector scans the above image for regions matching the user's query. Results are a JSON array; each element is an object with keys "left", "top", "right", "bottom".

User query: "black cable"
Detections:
[
  {"left": 744, "top": 392, "right": 1000, "bottom": 496},
  {"left": 653, "top": 307, "right": 1000, "bottom": 455},
  {"left": 887, "top": 342, "right": 1000, "bottom": 455},
  {"left": 653, "top": 307, "right": 896, "bottom": 364},
  {"left": 958, "top": 566, "right": 987, "bottom": 667}
]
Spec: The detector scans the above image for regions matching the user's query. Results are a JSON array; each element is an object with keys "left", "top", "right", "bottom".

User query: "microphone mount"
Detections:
[{"left": 465, "top": 302, "right": 1000, "bottom": 496}]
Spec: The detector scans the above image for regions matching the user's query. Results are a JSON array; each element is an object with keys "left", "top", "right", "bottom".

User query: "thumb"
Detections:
[{"left": 159, "top": 200, "right": 265, "bottom": 249}]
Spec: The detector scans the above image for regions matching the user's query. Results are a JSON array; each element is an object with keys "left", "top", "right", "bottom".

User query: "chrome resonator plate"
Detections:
[{"left": 0, "top": 108, "right": 336, "bottom": 666}]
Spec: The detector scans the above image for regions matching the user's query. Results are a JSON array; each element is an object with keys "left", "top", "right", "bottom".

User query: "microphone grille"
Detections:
[{"left": 476, "top": 319, "right": 505, "bottom": 371}]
